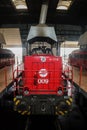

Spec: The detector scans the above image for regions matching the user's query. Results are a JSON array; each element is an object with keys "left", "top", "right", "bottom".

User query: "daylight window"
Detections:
[
  {"left": 56, "top": 0, "right": 72, "bottom": 10},
  {"left": 12, "top": 0, "right": 27, "bottom": 9}
]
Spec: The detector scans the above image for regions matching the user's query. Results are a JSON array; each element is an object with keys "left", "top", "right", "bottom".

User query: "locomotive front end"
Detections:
[{"left": 13, "top": 51, "right": 73, "bottom": 115}]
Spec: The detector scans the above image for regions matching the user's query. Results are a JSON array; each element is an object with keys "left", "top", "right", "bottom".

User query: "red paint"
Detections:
[{"left": 23, "top": 54, "right": 63, "bottom": 95}]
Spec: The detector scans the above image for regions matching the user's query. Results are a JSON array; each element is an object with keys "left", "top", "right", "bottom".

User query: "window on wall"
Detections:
[
  {"left": 6, "top": 47, "right": 23, "bottom": 65},
  {"left": 12, "top": 0, "right": 28, "bottom": 10},
  {"left": 56, "top": 0, "right": 73, "bottom": 10}
]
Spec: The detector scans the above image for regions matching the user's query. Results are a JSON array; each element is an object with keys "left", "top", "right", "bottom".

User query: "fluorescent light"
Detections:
[
  {"left": 57, "top": 5, "right": 68, "bottom": 10},
  {"left": 16, "top": 4, "right": 27, "bottom": 9},
  {"left": 12, "top": 0, "right": 27, "bottom": 10},
  {"left": 56, "top": 0, "right": 72, "bottom": 10}
]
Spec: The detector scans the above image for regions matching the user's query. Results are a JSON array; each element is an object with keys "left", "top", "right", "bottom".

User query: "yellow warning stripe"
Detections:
[
  {"left": 69, "top": 97, "right": 72, "bottom": 102},
  {"left": 15, "top": 100, "right": 20, "bottom": 105},
  {"left": 13, "top": 97, "right": 17, "bottom": 102},
  {"left": 56, "top": 110, "right": 68, "bottom": 115},
  {"left": 59, "top": 111, "right": 64, "bottom": 115},
  {"left": 21, "top": 111, "right": 28, "bottom": 115},
  {"left": 66, "top": 100, "right": 71, "bottom": 105}
]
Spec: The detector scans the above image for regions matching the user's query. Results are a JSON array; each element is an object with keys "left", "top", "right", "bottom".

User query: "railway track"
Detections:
[
  {"left": 0, "top": 106, "right": 86, "bottom": 130},
  {"left": 24, "top": 116, "right": 62, "bottom": 130}
]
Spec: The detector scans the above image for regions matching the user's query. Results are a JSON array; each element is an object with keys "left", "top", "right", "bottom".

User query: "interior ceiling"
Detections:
[{"left": 0, "top": 0, "right": 87, "bottom": 25}]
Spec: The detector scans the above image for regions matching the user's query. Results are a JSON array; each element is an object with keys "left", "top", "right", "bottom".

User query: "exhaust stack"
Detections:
[
  {"left": 27, "top": 2, "right": 57, "bottom": 44},
  {"left": 39, "top": 3, "right": 48, "bottom": 24}
]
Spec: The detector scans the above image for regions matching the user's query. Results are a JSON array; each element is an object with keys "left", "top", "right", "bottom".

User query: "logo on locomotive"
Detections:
[
  {"left": 39, "top": 69, "right": 48, "bottom": 77},
  {"left": 38, "top": 69, "right": 49, "bottom": 84}
]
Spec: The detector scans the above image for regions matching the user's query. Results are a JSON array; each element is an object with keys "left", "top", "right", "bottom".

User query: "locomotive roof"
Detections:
[{"left": 27, "top": 24, "right": 57, "bottom": 44}]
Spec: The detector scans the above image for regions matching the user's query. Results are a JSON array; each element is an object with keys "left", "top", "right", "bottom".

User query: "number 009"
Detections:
[{"left": 38, "top": 79, "right": 49, "bottom": 84}]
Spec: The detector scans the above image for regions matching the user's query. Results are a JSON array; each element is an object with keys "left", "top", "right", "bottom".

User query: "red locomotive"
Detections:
[
  {"left": 68, "top": 49, "right": 87, "bottom": 69},
  {"left": 13, "top": 3, "right": 73, "bottom": 115},
  {"left": 13, "top": 42, "right": 73, "bottom": 115}
]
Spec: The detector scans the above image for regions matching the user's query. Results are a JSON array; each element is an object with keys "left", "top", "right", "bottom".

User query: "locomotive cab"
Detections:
[{"left": 31, "top": 46, "right": 53, "bottom": 55}]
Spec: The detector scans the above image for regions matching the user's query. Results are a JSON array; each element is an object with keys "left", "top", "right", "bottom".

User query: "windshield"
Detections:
[{"left": 31, "top": 46, "right": 53, "bottom": 55}]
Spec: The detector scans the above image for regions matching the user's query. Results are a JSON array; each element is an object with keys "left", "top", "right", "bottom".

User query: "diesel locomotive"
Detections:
[{"left": 13, "top": 3, "right": 73, "bottom": 115}]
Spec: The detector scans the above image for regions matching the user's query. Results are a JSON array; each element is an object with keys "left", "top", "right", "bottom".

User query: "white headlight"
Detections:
[
  {"left": 57, "top": 89, "right": 63, "bottom": 95},
  {"left": 24, "top": 89, "right": 29, "bottom": 95}
]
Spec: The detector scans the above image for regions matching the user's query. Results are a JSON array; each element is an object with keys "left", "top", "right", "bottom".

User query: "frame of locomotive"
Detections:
[{"left": 13, "top": 40, "right": 73, "bottom": 115}]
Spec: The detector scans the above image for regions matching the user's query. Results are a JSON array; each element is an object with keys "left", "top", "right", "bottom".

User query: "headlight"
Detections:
[
  {"left": 24, "top": 87, "right": 29, "bottom": 95},
  {"left": 57, "top": 87, "right": 63, "bottom": 95}
]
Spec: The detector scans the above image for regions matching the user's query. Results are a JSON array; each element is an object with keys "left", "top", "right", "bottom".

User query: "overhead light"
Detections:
[
  {"left": 12, "top": 0, "right": 27, "bottom": 10},
  {"left": 56, "top": 0, "right": 72, "bottom": 10}
]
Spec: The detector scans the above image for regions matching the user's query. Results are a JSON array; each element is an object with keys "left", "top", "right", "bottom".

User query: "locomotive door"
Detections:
[{"left": 32, "top": 61, "right": 52, "bottom": 92}]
